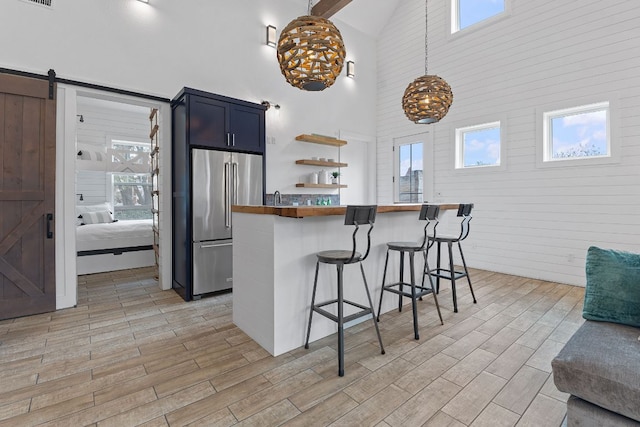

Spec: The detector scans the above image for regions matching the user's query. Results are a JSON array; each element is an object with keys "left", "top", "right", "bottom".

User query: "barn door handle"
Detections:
[{"left": 46, "top": 213, "right": 53, "bottom": 239}]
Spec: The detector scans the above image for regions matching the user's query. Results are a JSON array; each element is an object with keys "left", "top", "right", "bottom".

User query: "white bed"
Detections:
[{"left": 76, "top": 214, "right": 155, "bottom": 275}]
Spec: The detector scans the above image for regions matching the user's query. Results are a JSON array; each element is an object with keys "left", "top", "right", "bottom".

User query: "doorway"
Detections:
[
  {"left": 74, "top": 96, "right": 156, "bottom": 276},
  {"left": 393, "top": 132, "right": 434, "bottom": 203},
  {"left": 55, "top": 85, "right": 171, "bottom": 312}
]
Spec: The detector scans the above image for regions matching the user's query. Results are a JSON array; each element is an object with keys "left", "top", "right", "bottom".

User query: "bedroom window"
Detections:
[
  {"left": 452, "top": 0, "right": 506, "bottom": 32},
  {"left": 112, "top": 174, "right": 153, "bottom": 220},
  {"left": 110, "top": 138, "right": 152, "bottom": 221},
  {"left": 543, "top": 102, "right": 609, "bottom": 162},
  {"left": 455, "top": 121, "right": 501, "bottom": 168}
]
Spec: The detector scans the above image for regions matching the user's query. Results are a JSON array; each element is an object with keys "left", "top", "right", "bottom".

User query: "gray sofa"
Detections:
[{"left": 552, "top": 320, "right": 640, "bottom": 426}]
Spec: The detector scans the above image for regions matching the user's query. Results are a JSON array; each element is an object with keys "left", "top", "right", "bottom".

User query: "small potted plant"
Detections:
[{"left": 331, "top": 171, "right": 340, "bottom": 184}]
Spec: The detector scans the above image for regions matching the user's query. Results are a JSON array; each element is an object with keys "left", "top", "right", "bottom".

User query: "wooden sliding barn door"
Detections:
[{"left": 0, "top": 72, "right": 56, "bottom": 320}]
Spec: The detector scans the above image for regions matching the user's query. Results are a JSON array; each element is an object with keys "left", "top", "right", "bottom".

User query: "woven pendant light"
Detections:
[
  {"left": 277, "top": 1, "right": 346, "bottom": 91},
  {"left": 402, "top": 0, "right": 453, "bottom": 124}
]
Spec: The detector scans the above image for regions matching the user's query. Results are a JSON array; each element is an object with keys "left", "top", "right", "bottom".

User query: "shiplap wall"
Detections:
[
  {"left": 377, "top": 0, "right": 640, "bottom": 286},
  {"left": 75, "top": 99, "right": 150, "bottom": 205}
]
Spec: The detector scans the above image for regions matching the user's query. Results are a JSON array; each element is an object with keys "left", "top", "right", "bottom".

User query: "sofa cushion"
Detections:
[
  {"left": 583, "top": 246, "right": 640, "bottom": 327},
  {"left": 552, "top": 321, "right": 640, "bottom": 422},
  {"left": 567, "top": 396, "right": 640, "bottom": 427}
]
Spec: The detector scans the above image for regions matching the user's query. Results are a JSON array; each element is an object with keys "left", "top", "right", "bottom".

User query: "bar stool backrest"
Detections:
[
  {"left": 456, "top": 203, "right": 474, "bottom": 241},
  {"left": 418, "top": 204, "right": 440, "bottom": 251},
  {"left": 344, "top": 205, "right": 377, "bottom": 262}
]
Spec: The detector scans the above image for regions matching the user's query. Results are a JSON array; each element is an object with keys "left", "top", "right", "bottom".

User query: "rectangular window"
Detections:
[
  {"left": 112, "top": 173, "right": 153, "bottom": 220},
  {"left": 110, "top": 139, "right": 152, "bottom": 220},
  {"left": 543, "top": 103, "right": 609, "bottom": 162},
  {"left": 398, "top": 142, "right": 423, "bottom": 203},
  {"left": 455, "top": 122, "right": 501, "bottom": 168},
  {"left": 452, "top": 0, "right": 505, "bottom": 32}
]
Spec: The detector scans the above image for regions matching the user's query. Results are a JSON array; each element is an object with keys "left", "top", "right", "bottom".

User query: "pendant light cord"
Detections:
[{"left": 424, "top": 0, "right": 429, "bottom": 75}]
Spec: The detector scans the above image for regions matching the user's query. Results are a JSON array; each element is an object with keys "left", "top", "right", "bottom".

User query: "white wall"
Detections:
[
  {"left": 0, "top": 0, "right": 377, "bottom": 195},
  {"left": 377, "top": 0, "right": 640, "bottom": 286},
  {"left": 75, "top": 98, "right": 150, "bottom": 204}
]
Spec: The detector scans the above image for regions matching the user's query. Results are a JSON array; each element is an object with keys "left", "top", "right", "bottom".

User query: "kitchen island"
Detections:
[{"left": 231, "top": 204, "right": 460, "bottom": 356}]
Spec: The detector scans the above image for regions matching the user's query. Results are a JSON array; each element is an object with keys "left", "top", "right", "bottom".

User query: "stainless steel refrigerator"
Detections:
[{"left": 191, "top": 148, "right": 263, "bottom": 295}]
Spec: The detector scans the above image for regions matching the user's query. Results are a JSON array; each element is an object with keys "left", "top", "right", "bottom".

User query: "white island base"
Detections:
[{"left": 232, "top": 204, "right": 459, "bottom": 356}]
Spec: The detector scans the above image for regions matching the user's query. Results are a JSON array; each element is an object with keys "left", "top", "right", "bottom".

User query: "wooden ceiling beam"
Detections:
[{"left": 311, "top": 0, "right": 352, "bottom": 18}]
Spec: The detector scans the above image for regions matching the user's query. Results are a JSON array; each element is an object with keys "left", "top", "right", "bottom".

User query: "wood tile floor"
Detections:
[{"left": 0, "top": 266, "right": 583, "bottom": 426}]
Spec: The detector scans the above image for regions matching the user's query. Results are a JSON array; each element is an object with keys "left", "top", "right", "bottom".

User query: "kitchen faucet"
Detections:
[{"left": 274, "top": 190, "right": 282, "bottom": 206}]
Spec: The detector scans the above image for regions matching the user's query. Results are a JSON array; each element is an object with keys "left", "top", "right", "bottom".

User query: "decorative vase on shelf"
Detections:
[
  {"left": 331, "top": 177, "right": 338, "bottom": 184},
  {"left": 309, "top": 171, "right": 318, "bottom": 184}
]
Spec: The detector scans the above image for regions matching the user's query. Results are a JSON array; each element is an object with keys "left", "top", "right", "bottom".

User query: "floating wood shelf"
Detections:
[
  {"left": 296, "top": 183, "right": 347, "bottom": 188},
  {"left": 295, "top": 159, "right": 348, "bottom": 167},
  {"left": 295, "top": 134, "right": 347, "bottom": 146}
]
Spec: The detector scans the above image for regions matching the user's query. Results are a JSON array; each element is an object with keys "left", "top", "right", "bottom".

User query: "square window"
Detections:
[
  {"left": 112, "top": 173, "right": 153, "bottom": 221},
  {"left": 455, "top": 122, "right": 501, "bottom": 169},
  {"left": 543, "top": 103, "right": 609, "bottom": 162},
  {"left": 453, "top": 0, "right": 505, "bottom": 32}
]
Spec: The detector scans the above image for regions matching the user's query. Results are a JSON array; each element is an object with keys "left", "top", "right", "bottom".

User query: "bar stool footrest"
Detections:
[
  {"left": 429, "top": 268, "right": 467, "bottom": 281},
  {"left": 313, "top": 299, "right": 374, "bottom": 324},
  {"left": 381, "top": 282, "right": 435, "bottom": 299}
]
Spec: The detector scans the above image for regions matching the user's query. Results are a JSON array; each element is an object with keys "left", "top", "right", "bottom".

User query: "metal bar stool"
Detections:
[
  {"left": 376, "top": 204, "right": 443, "bottom": 340},
  {"left": 428, "top": 203, "right": 477, "bottom": 313},
  {"left": 304, "top": 205, "right": 385, "bottom": 377}
]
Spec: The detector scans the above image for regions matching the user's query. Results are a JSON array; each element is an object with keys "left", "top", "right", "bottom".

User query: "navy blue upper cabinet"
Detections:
[
  {"left": 189, "top": 96, "right": 229, "bottom": 149},
  {"left": 175, "top": 88, "right": 266, "bottom": 154},
  {"left": 229, "top": 104, "right": 264, "bottom": 153}
]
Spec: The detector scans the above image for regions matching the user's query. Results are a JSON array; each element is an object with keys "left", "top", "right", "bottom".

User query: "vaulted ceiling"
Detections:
[{"left": 293, "top": 0, "right": 402, "bottom": 38}]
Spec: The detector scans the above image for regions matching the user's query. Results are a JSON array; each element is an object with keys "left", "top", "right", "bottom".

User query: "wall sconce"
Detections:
[
  {"left": 76, "top": 193, "right": 84, "bottom": 201},
  {"left": 266, "top": 25, "right": 277, "bottom": 48},
  {"left": 346, "top": 61, "right": 355, "bottom": 78}
]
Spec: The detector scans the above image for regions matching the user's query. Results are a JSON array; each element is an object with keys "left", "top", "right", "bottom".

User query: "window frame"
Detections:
[
  {"left": 542, "top": 102, "right": 610, "bottom": 163},
  {"left": 393, "top": 132, "right": 433, "bottom": 203},
  {"left": 537, "top": 99, "right": 619, "bottom": 169},
  {"left": 454, "top": 120, "right": 505, "bottom": 171},
  {"left": 110, "top": 172, "right": 153, "bottom": 221},
  {"left": 450, "top": 0, "right": 509, "bottom": 35},
  {"left": 107, "top": 137, "right": 153, "bottom": 221}
]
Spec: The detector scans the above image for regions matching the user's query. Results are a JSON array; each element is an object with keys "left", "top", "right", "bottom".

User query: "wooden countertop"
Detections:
[{"left": 232, "top": 204, "right": 460, "bottom": 218}]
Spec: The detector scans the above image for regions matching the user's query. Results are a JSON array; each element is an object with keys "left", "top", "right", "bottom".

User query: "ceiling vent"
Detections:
[{"left": 20, "top": 0, "right": 53, "bottom": 8}]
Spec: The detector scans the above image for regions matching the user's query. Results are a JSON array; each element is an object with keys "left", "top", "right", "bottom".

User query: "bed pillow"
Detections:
[
  {"left": 76, "top": 202, "right": 113, "bottom": 218},
  {"left": 583, "top": 246, "right": 640, "bottom": 327},
  {"left": 79, "top": 210, "right": 116, "bottom": 225}
]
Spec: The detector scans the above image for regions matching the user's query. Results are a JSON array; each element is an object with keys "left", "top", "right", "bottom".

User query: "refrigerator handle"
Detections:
[
  {"left": 232, "top": 162, "right": 238, "bottom": 205},
  {"left": 224, "top": 162, "right": 231, "bottom": 228}
]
